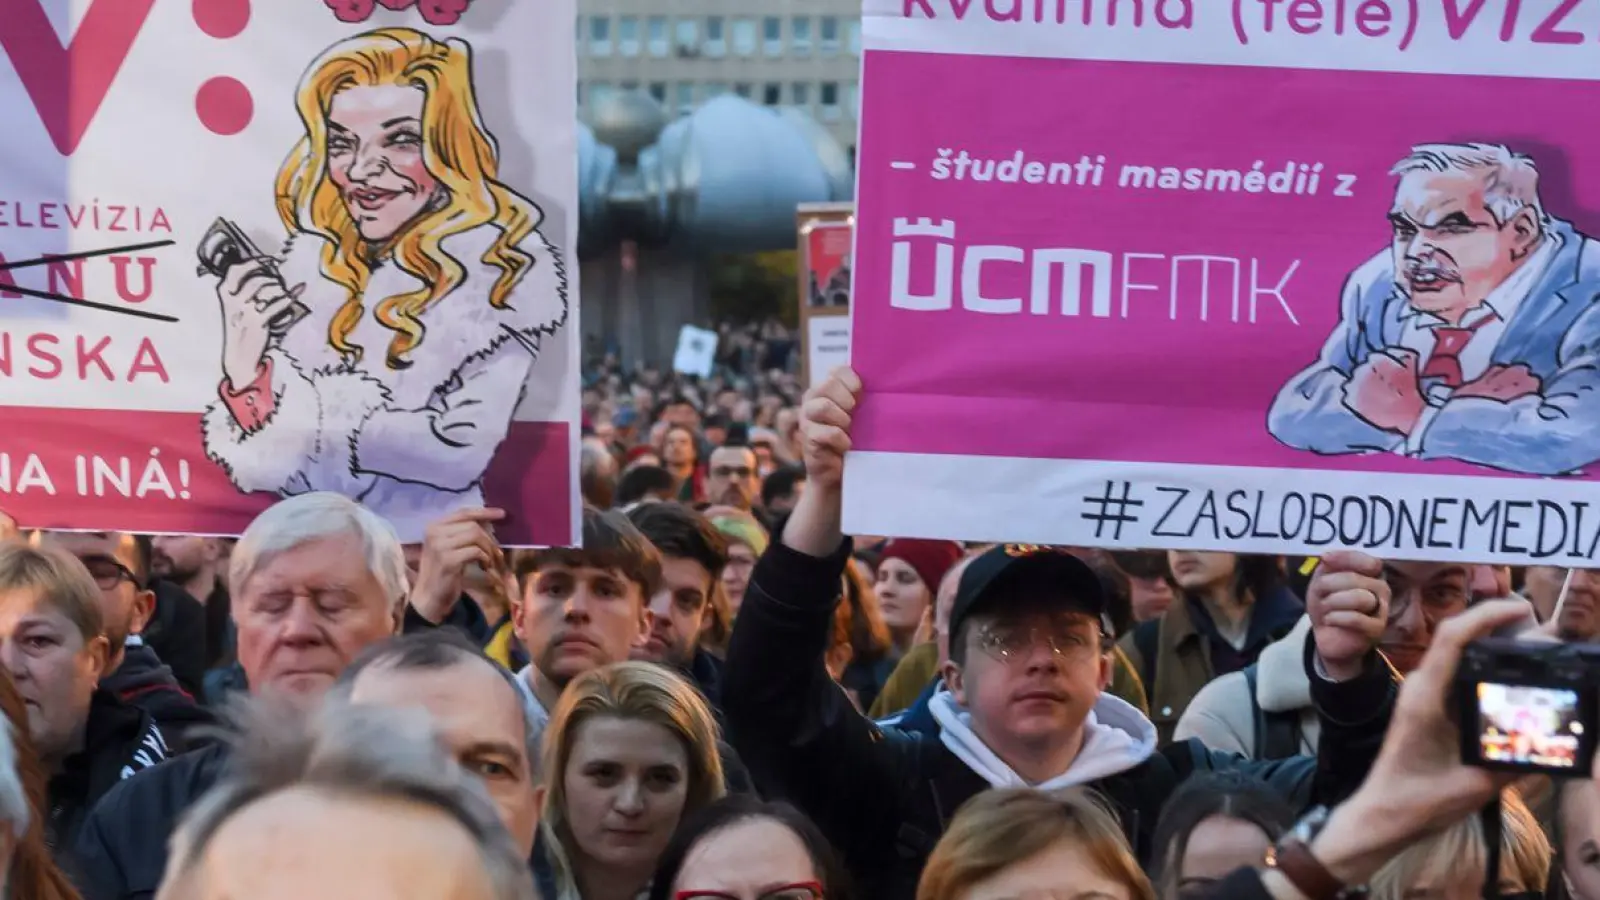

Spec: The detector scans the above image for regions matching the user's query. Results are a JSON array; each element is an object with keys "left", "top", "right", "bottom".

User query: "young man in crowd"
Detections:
[
  {"left": 721, "top": 369, "right": 1399, "bottom": 899},
  {"left": 149, "top": 536, "right": 233, "bottom": 676},
  {"left": 760, "top": 466, "right": 807, "bottom": 520},
  {"left": 705, "top": 445, "right": 762, "bottom": 513},
  {"left": 508, "top": 506, "right": 750, "bottom": 796},
  {"left": 624, "top": 502, "right": 730, "bottom": 711},
  {"left": 509, "top": 507, "right": 658, "bottom": 729}
]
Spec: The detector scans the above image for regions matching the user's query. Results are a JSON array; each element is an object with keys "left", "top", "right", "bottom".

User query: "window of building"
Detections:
[
  {"left": 846, "top": 19, "right": 862, "bottom": 55},
  {"left": 620, "top": 79, "right": 639, "bottom": 92},
  {"left": 590, "top": 81, "right": 616, "bottom": 108},
  {"left": 589, "top": 17, "right": 611, "bottom": 57},
  {"left": 732, "top": 18, "right": 757, "bottom": 56},
  {"left": 576, "top": 79, "right": 584, "bottom": 105},
  {"left": 647, "top": 16, "right": 669, "bottom": 56},
  {"left": 618, "top": 17, "right": 640, "bottom": 56},
  {"left": 820, "top": 16, "right": 840, "bottom": 55},
  {"left": 704, "top": 81, "right": 728, "bottom": 99},
  {"left": 762, "top": 82, "right": 782, "bottom": 105},
  {"left": 791, "top": 16, "right": 812, "bottom": 56},
  {"left": 575, "top": 16, "right": 584, "bottom": 54},
  {"left": 649, "top": 82, "right": 667, "bottom": 103},
  {"left": 791, "top": 81, "right": 811, "bottom": 107},
  {"left": 705, "top": 16, "right": 726, "bottom": 57},
  {"left": 675, "top": 19, "right": 699, "bottom": 54},
  {"left": 820, "top": 81, "right": 840, "bottom": 120},
  {"left": 675, "top": 81, "right": 695, "bottom": 115},
  {"left": 763, "top": 16, "right": 783, "bottom": 56},
  {"left": 734, "top": 82, "right": 753, "bottom": 99}
]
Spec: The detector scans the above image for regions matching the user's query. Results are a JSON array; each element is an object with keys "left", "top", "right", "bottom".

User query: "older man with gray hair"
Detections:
[
  {"left": 72, "top": 491, "right": 432, "bottom": 900},
  {"left": 1269, "top": 141, "right": 1600, "bottom": 475},
  {"left": 155, "top": 698, "right": 537, "bottom": 900}
]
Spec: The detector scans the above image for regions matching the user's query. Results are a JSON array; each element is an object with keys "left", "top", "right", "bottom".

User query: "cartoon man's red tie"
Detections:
[{"left": 1421, "top": 316, "right": 1496, "bottom": 388}]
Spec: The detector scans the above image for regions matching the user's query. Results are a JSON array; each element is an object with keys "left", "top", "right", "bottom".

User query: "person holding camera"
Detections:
[
  {"left": 721, "top": 368, "right": 1402, "bottom": 900},
  {"left": 1188, "top": 595, "right": 1561, "bottom": 899}
]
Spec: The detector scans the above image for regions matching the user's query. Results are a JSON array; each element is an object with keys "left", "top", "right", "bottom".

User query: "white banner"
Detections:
[{"left": 0, "top": 0, "right": 581, "bottom": 544}]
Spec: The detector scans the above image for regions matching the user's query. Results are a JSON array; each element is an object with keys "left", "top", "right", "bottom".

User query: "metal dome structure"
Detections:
[{"left": 577, "top": 92, "right": 855, "bottom": 257}]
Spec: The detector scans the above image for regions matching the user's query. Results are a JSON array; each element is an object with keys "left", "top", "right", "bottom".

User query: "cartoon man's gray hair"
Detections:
[{"left": 1391, "top": 143, "right": 1546, "bottom": 229}]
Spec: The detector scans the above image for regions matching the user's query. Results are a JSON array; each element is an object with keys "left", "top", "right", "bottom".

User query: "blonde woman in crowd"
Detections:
[
  {"left": 1367, "top": 788, "right": 1549, "bottom": 900},
  {"left": 538, "top": 662, "right": 725, "bottom": 900},
  {"left": 917, "top": 789, "right": 1156, "bottom": 900}
]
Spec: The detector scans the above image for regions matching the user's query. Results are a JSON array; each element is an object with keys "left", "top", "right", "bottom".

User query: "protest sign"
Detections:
[
  {"left": 798, "top": 202, "right": 853, "bottom": 387},
  {"left": 843, "top": 0, "right": 1600, "bottom": 564},
  {"left": 673, "top": 325, "right": 718, "bottom": 378},
  {"left": 0, "top": 0, "right": 580, "bottom": 545}
]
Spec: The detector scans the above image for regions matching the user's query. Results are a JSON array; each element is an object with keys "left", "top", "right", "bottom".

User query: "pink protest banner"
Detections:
[
  {"left": 0, "top": 0, "right": 580, "bottom": 545},
  {"left": 843, "top": 0, "right": 1600, "bottom": 564}
]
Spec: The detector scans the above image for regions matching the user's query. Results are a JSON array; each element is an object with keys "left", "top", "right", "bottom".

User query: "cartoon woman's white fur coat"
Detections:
[{"left": 201, "top": 222, "right": 566, "bottom": 538}]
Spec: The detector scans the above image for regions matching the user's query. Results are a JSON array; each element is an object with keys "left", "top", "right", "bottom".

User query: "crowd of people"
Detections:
[{"left": 0, "top": 359, "right": 1599, "bottom": 899}]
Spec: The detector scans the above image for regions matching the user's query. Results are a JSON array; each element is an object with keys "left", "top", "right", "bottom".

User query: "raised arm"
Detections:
[{"left": 721, "top": 368, "right": 911, "bottom": 863}]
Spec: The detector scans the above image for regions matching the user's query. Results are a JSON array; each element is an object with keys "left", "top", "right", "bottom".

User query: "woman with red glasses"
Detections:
[{"left": 647, "top": 796, "right": 852, "bottom": 900}]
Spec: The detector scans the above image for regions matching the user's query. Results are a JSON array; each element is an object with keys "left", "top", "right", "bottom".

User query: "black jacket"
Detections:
[
  {"left": 50, "top": 691, "right": 169, "bottom": 872},
  {"left": 72, "top": 744, "right": 228, "bottom": 900},
  {"left": 102, "top": 644, "right": 213, "bottom": 751},
  {"left": 721, "top": 540, "right": 1396, "bottom": 900},
  {"left": 685, "top": 646, "right": 725, "bottom": 715},
  {"left": 141, "top": 582, "right": 208, "bottom": 699}
]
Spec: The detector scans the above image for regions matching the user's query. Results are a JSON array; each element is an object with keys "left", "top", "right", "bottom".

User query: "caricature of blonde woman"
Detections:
[{"left": 201, "top": 28, "right": 567, "bottom": 538}]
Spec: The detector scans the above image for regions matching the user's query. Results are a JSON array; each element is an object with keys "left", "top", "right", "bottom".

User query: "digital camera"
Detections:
[{"left": 1457, "top": 638, "right": 1600, "bottom": 775}]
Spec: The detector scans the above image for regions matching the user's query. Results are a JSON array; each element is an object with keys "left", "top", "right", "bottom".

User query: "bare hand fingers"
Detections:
[
  {"left": 1313, "top": 570, "right": 1389, "bottom": 606},
  {"left": 1319, "top": 587, "right": 1386, "bottom": 620},
  {"left": 439, "top": 507, "right": 507, "bottom": 525},
  {"left": 1317, "top": 550, "right": 1385, "bottom": 578},
  {"left": 1321, "top": 610, "right": 1387, "bottom": 637},
  {"left": 828, "top": 366, "right": 862, "bottom": 396},
  {"left": 802, "top": 395, "right": 853, "bottom": 431}
]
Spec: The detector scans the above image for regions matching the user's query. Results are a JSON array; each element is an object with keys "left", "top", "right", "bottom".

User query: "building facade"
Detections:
[{"left": 576, "top": 0, "right": 863, "bottom": 158}]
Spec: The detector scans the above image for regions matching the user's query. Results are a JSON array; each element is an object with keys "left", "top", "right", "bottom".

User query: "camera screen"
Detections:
[{"left": 1476, "top": 682, "right": 1585, "bottom": 769}]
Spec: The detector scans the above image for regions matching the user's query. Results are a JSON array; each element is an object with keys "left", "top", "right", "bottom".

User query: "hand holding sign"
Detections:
[
  {"left": 1308, "top": 549, "right": 1391, "bottom": 682},
  {"left": 409, "top": 507, "right": 508, "bottom": 625},
  {"left": 799, "top": 367, "right": 862, "bottom": 492},
  {"left": 1343, "top": 349, "right": 1426, "bottom": 435}
]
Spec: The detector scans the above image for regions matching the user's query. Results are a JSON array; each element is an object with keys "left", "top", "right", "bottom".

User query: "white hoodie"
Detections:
[{"left": 928, "top": 688, "right": 1159, "bottom": 790}]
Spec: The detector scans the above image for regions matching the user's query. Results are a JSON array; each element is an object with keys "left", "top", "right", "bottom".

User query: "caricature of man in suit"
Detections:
[{"left": 1268, "top": 143, "right": 1600, "bottom": 475}]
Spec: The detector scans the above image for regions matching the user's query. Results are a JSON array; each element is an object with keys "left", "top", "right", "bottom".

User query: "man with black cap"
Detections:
[{"left": 721, "top": 368, "right": 1401, "bottom": 900}]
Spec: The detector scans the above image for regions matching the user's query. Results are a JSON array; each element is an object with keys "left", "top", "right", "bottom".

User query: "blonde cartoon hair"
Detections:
[{"left": 276, "top": 27, "right": 539, "bottom": 369}]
